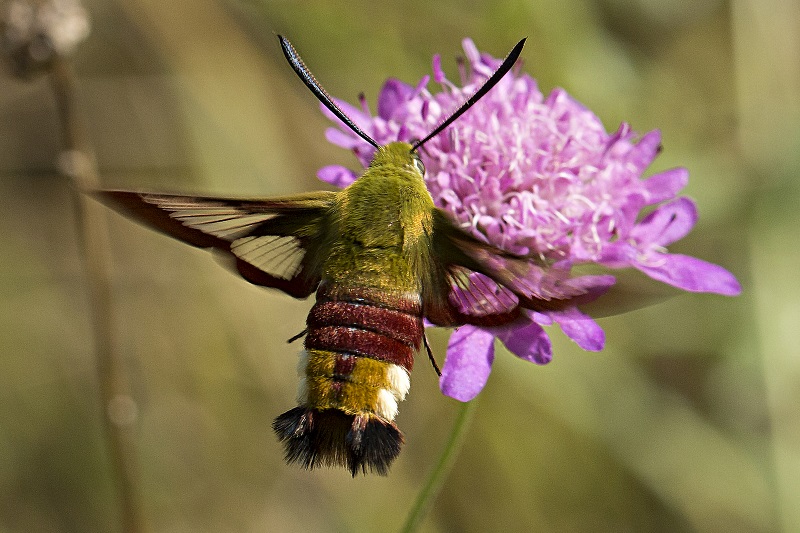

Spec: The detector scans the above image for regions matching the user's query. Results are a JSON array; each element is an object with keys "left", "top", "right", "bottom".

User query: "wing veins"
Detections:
[{"left": 233, "top": 235, "right": 306, "bottom": 281}]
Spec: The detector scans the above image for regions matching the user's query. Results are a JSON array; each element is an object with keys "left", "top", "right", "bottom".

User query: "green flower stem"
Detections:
[
  {"left": 49, "top": 57, "right": 146, "bottom": 533},
  {"left": 400, "top": 398, "right": 478, "bottom": 533}
]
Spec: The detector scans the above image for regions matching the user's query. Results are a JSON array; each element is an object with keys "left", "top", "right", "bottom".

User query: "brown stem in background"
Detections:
[{"left": 49, "top": 57, "right": 146, "bottom": 533}]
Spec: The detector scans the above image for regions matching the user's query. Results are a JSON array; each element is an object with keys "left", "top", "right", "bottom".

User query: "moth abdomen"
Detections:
[
  {"left": 272, "top": 286, "right": 422, "bottom": 475},
  {"left": 307, "top": 301, "right": 423, "bottom": 348}
]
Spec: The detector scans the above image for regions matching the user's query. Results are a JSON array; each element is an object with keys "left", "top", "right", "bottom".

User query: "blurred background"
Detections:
[{"left": 0, "top": 0, "right": 798, "bottom": 531}]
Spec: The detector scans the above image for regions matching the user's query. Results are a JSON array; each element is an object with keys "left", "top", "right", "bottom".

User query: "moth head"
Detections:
[{"left": 369, "top": 142, "right": 426, "bottom": 179}]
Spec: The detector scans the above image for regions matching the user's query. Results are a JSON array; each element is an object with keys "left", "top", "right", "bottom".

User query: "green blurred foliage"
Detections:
[{"left": 1, "top": 0, "right": 798, "bottom": 531}]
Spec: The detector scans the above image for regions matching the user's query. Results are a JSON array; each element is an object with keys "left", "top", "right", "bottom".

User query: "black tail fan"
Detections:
[{"left": 272, "top": 406, "right": 404, "bottom": 476}]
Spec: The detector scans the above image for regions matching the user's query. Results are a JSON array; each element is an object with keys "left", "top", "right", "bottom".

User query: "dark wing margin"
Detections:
[
  {"left": 97, "top": 190, "right": 337, "bottom": 298},
  {"left": 423, "top": 209, "right": 593, "bottom": 327}
]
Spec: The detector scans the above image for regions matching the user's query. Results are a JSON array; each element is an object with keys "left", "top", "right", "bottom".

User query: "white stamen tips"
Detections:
[
  {"left": 375, "top": 389, "right": 399, "bottom": 421},
  {"left": 385, "top": 364, "right": 410, "bottom": 400}
]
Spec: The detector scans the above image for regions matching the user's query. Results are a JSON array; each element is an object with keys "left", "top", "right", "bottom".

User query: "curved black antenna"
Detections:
[
  {"left": 411, "top": 38, "right": 526, "bottom": 151},
  {"left": 278, "top": 35, "right": 380, "bottom": 150}
]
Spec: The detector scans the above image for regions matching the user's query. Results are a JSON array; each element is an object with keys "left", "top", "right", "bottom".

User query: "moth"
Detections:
[{"left": 99, "top": 36, "right": 590, "bottom": 476}]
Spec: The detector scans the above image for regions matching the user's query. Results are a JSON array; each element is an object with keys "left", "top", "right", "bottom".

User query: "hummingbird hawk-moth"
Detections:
[{"left": 99, "top": 36, "right": 591, "bottom": 476}]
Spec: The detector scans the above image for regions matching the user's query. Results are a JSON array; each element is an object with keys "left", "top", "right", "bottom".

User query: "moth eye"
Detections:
[{"left": 411, "top": 156, "right": 426, "bottom": 176}]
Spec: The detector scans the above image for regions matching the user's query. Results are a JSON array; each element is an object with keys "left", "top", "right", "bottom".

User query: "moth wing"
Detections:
[
  {"left": 423, "top": 209, "right": 600, "bottom": 327},
  {"left": 98, "top": 190, "right": 337, "bottom": 298}
]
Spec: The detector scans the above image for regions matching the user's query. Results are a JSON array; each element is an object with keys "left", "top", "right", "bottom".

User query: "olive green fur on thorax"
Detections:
[{"left": 321, "top": 142, "right": 435, "bottom": 293}]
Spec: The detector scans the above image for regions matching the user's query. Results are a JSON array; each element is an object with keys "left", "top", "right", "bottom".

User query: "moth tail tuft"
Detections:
[{"left": 272, "top": 407, "right": 403, "bottom": 476}]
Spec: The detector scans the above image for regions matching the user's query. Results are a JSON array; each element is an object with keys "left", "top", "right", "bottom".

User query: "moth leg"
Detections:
[
  {"left": 287, "top": 329, "right": 308, "bottom": 343},
  {"left": 423, "top": 333, "right": 441, "bottom": 377}
]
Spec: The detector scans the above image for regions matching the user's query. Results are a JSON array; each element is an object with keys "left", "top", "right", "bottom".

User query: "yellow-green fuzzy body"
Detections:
[
  {"left": 321, "top": 142, "right": 435, "bottom": 294},
  {"left": 302, "top": 349, "right": 410, "bottom": 420}
]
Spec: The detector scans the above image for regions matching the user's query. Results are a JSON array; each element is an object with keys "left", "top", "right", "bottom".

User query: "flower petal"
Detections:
[
  {"left": 432, "top": 54, "right": 446, "bottom": 84},
  {"left": 644, "top": 168, "right": 689, "bottom": 204},
  {"left": 440, "top": 326, "right": 495, "bottom": 401},
  {"left": 635, "top": 252, "right": 742, "bottom": 295},
  {"left": 325, "top": 127, "right": 364, "bottom": 150},
  {"left": 377, "top": 78, "right": 414, "bottom": 120},
  {"left": 597, "top": 245, "right": 631, "bottom": 269},
  {"left": 551, "top": 308, "right": 605, "bottom": 351},
  {"left": 461, "top": 39, "right": 482, "bottom": 72},
  {"left": 494, "top": 319, "right": 552, "bottom": 365},
  {"left": 632, "top": 197, "right": 698, "bottom": 247},
  {"left": 316, "top": 165, "right": 358, "bottom": 188},
  {"left": 531, "top": 311, "right": 553, "bottom": 326},
  {"left": 627, "top": 130, "right": 661, "bottom": 173}
]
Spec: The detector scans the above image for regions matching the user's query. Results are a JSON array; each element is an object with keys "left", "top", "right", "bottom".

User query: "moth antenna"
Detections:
[
  {"left": 278, "top": 35, "right": 380, "bottom": 150},
  {"left": 287, "top": 329, "right": 307, "bottom": 343},
  {"left": 423, "top": 333, "right": 442, "bottom": 377},
  {"left": 412, "top": 38, "right": 526, "bottom": 151}
]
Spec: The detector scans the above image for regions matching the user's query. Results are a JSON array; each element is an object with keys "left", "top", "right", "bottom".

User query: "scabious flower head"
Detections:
[
  {"left": 1, "top": 0, "right": 90, "bottom": 78},
  {"left": 318, "top": 39, "right": 741, "bottom": 401}
]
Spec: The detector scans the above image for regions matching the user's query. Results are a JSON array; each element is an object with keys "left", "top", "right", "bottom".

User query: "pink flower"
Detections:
[{"left": 318, "top": 39, "right": 741, "bottom": 401}]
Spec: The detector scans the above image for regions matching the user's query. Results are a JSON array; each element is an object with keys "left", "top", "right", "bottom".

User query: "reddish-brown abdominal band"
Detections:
[
  {"left": 307, "top": 301, "right": 423, "bottom": 347},
  {"left": 305, "top": 326, "right": 415, "bottom": 371},
  {"left": 317, "top": 281, "right": 422, "bottom": 315}
]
